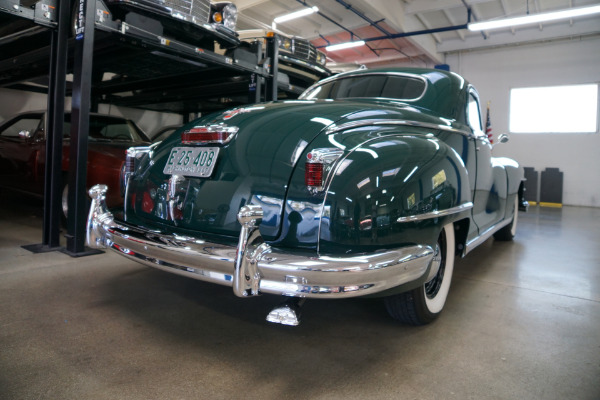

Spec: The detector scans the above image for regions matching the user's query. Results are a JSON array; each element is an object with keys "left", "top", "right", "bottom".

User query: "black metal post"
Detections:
[
  {"left": 265, "top": 35, "right": 278, "bottom": 102},
  {"left": 249, "top": 40, "right": 262, "bottom": 104},
  {"left": 63, "top": 0, "right": 101, "bottom": 256},
  {"left": 248, "top": 73, "right": 258, "bottom": 104},
  {"left": 22, "top": 0, "right": 69, "bottom": 254}
]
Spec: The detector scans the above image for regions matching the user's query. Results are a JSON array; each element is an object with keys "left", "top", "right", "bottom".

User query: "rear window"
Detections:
[
  {"left": 301, "top": 74, "right": 426, "bottom": 101},
  {"left": 63, "top": 115, "right": 149, "bottom": 142}
]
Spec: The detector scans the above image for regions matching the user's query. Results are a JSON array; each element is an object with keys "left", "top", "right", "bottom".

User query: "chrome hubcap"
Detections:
[
  {"left": 425, "top": 244, "right": 442, "bottom": 282},
  {"left": 424, "top": 231, "right": 446, "bottom": 299}
]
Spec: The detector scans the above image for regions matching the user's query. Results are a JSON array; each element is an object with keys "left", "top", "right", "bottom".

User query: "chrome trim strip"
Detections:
[
  {"left": 325, "top": 119, "right": 472, "bottom": 137},
  {"left": 464, "top": 218, "right": 512, "bottom": 255},
  {"left": 396, "top": 202, "right": 473, "bottom": 223},
  {"left": 87, "top": 185, "right": 435, "bottom": 299}
]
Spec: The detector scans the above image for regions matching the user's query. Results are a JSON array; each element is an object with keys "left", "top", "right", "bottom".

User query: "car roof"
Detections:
[{"left": 308, "top": 67, "right": 471, "bottom": 120}]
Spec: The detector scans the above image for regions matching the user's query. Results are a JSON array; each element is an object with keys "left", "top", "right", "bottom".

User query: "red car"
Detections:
[{"left": 0, "top": 111, "right": 150, "bottom": 216}]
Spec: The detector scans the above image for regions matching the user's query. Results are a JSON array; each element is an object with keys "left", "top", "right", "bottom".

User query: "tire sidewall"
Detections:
[{"left": 419, "top": 223, "right": 455, "bottom": 319}]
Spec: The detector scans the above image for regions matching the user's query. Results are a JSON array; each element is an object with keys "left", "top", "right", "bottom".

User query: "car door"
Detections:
[
  {"left": 467, "top": 89, "right": 506, "bottom": 235},
  {"left": 0, "top": 112, "right": 46, "bottom": 194}
]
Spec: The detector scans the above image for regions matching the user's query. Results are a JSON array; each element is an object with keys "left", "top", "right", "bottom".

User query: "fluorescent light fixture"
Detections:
[
  {"left": 274, "top": 6, "right": 318, "bottom": 24},
  {"left": 325, "top": 40, "right": 366, "bottom": 51},
  {"left": 468, "top": 4, "right": 600, "bottom": 31}
]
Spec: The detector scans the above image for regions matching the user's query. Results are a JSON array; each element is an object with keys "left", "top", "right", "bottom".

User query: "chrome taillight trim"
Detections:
[
  {"left": 181, "top": 124, "right": 239, "bottom": 145},
  {"left": 305, "top": 148, "right": 344, "bottom": 194}
]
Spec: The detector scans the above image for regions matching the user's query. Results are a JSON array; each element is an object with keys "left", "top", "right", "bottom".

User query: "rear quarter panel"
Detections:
[{"left": 280, "top": 125, "right": 472, "bottom": 255}]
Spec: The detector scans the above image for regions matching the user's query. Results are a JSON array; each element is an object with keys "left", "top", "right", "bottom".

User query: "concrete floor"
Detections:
[{"left": 1, "top": 195, "right": 599, "bottom": 400}]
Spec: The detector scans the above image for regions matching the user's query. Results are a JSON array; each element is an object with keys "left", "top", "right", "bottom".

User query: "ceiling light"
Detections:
[
  {"left": 274, "top": 6, "right": 319, "bottom": 24},
  {"left": 325, "top": 40, "right": 366, "bottom": 52},
  {"left": 468, "top": 4, "right": 600, "bottom": 31}
]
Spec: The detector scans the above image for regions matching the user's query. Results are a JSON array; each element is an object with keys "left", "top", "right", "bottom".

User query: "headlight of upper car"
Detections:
[
  {"left": 316, "top": 51, "right": 327, "bottom": 65},
  {"left": 279, "top": 37, "right": 293, "bottom": 53},
  {"left": 222, "top": 3, "right": 238, "bottom": 30},
  {"left": 211, "top": 2, "right": 238, "bottom": 31}
]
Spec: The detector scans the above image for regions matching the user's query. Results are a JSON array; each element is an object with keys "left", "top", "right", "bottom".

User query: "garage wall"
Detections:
[
  {"left": 0, "top": 88, "right": 183, "bottom": 137},
  {"left": 445, "top": 35, "right": 600, "bottom": 208},
  {"left": 0, "top": 88, "right": 49, "bottom": 122}
]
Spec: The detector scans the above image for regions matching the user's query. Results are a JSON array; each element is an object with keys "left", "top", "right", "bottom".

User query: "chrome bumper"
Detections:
[{"left": 87, "top": 185, "right": 434, "bottom": 299}]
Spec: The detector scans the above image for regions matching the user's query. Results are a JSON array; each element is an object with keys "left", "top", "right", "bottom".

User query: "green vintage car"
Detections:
[{"left": 87, "top": 67, "right": 526, "bottom": 326}]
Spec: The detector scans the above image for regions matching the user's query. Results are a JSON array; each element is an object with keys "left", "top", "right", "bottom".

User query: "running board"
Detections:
[{"left": 464, "top": 218, "right": 512, "bottom": 256}]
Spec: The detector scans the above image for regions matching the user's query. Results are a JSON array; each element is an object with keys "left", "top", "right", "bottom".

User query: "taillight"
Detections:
[
  {"left": 136, "top": 181, "right": 157, "bottom": 214},
  {"left": 305, "top": 148, "right": 344, "bottom": 194},
  {"left": 305, "top": 162, "right": 324, "bottom": 187},
  {"left": 142, "top": 192, "right": 154, "bottom": 214},
  {"left": 119, "top": 155, "right": 135, "bottom": 196},
  {"left": 125, "top": 153, "right": 135, "bottom": 174},
  {"left": 181, "top": 125, "right": 238, "bottom": 145},
  {"left": 119, "top": 161, "right": 128, "bottom": 197}
]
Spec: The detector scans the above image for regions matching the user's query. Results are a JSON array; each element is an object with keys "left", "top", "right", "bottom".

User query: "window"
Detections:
[
  {"left": 467, "top": 92, "right": 483, "bottom": 135},
  {"left": 0, "top": 115, "right": 42, "bottom": 138},
  {"left": 301, "top": 74, "right": 426, "bottom": 101},
  {"left": 63, "top": 115, "right": 149, "bottom": 142},
  {"left": 509, "top": 84, "right": 598, "bottom": 133}
]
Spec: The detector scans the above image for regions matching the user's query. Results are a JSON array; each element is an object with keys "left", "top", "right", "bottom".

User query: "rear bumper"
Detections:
[{"left": 87, "top": 185, "right": 434, "bottom": 299}]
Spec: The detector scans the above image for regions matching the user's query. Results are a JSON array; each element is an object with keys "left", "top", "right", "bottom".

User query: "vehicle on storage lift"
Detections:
[
  {"left": 0, "top": 0, "right": 239, "bottom": 50},
  {"left": 223, "top": 29, "right": 330, "bottom": 94},
  {"left": 87, "top": 67, "right": 528, "bottom": 326},
  {"left": 0, "top": 111, "right": 150, "bottom": 219}
]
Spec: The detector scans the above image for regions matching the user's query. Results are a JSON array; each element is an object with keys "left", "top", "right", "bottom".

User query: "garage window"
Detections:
[{"left": 509, "top": 84, "right": 598, "bottom": 133}]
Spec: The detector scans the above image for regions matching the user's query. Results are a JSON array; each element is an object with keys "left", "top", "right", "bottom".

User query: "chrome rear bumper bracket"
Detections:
[{"left": 234, "top": 205, "right": 270, "bottom": 297}]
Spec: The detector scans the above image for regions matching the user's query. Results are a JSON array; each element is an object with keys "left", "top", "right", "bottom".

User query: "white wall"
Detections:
[
  {"left": 0, "top": 88, "right": 183, "bottom": 137},
  {"left": 445, "top": 36, "right": 600, "bottom": 207},
  {"left": 0, "top": 89, "right": 50, "bottom": 121}
]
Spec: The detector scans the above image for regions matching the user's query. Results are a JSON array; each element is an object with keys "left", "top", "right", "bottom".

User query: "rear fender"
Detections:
[
  {"left": 277, "top": 128, "right": 472, "bottom": 254},
  {"left": 493, "top": 156, "right": 524, "bottom": 220},
  {"left": 319, "top": 134, "right": 472, "bottom": 253}
]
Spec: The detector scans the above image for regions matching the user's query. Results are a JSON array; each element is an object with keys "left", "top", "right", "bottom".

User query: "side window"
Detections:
[
  {"left": 467, "top": 92, "right": 484, "bottom": 135},
  {"left": 0, "top": 115, "right": 42, "bottom": 138}
]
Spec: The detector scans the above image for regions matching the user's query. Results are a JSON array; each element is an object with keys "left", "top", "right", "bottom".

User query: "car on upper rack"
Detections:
[
  {"left": 0, "top": 0, "right": 239, "bottom": 51},
  {"left": 223, "top": 29, "right": 331, "bottom": 96},
  {"left": 86, "top": 67, "right": 528, "bottom": 326},
  {"left": 0, "top": 111, "right": 150, "bottom": 219}
]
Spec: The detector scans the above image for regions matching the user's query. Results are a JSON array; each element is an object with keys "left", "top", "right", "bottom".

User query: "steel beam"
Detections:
[
  {"left": 22, "top": 0, "right": 69, "bottom": 254},
  {"left": 63, "top": 0, "right": 102, "bottom": 256}
]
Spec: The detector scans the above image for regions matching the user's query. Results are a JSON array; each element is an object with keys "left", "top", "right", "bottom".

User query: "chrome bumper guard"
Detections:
[{"left": 87, "top": 185, "right": 434, "bottom": 299}]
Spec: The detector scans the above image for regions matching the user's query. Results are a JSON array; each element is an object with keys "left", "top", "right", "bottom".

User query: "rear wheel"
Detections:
[{"left": 384, "top": 223, "right": 455, "bottom": 325}]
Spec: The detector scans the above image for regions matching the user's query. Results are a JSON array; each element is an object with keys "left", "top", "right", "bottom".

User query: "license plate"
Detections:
[{"left": 163, "top": 146, "right": 220, "bottom": 177}]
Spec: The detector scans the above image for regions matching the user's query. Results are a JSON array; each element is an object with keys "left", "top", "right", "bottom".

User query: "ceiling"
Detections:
[{"left": 234, "top": 0, "right": 600, "bottom": 70}]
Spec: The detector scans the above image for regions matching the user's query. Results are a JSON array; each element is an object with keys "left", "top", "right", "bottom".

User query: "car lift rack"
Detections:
[{"left": 0, "top": 0, "right": 285, "bottom": 256}]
